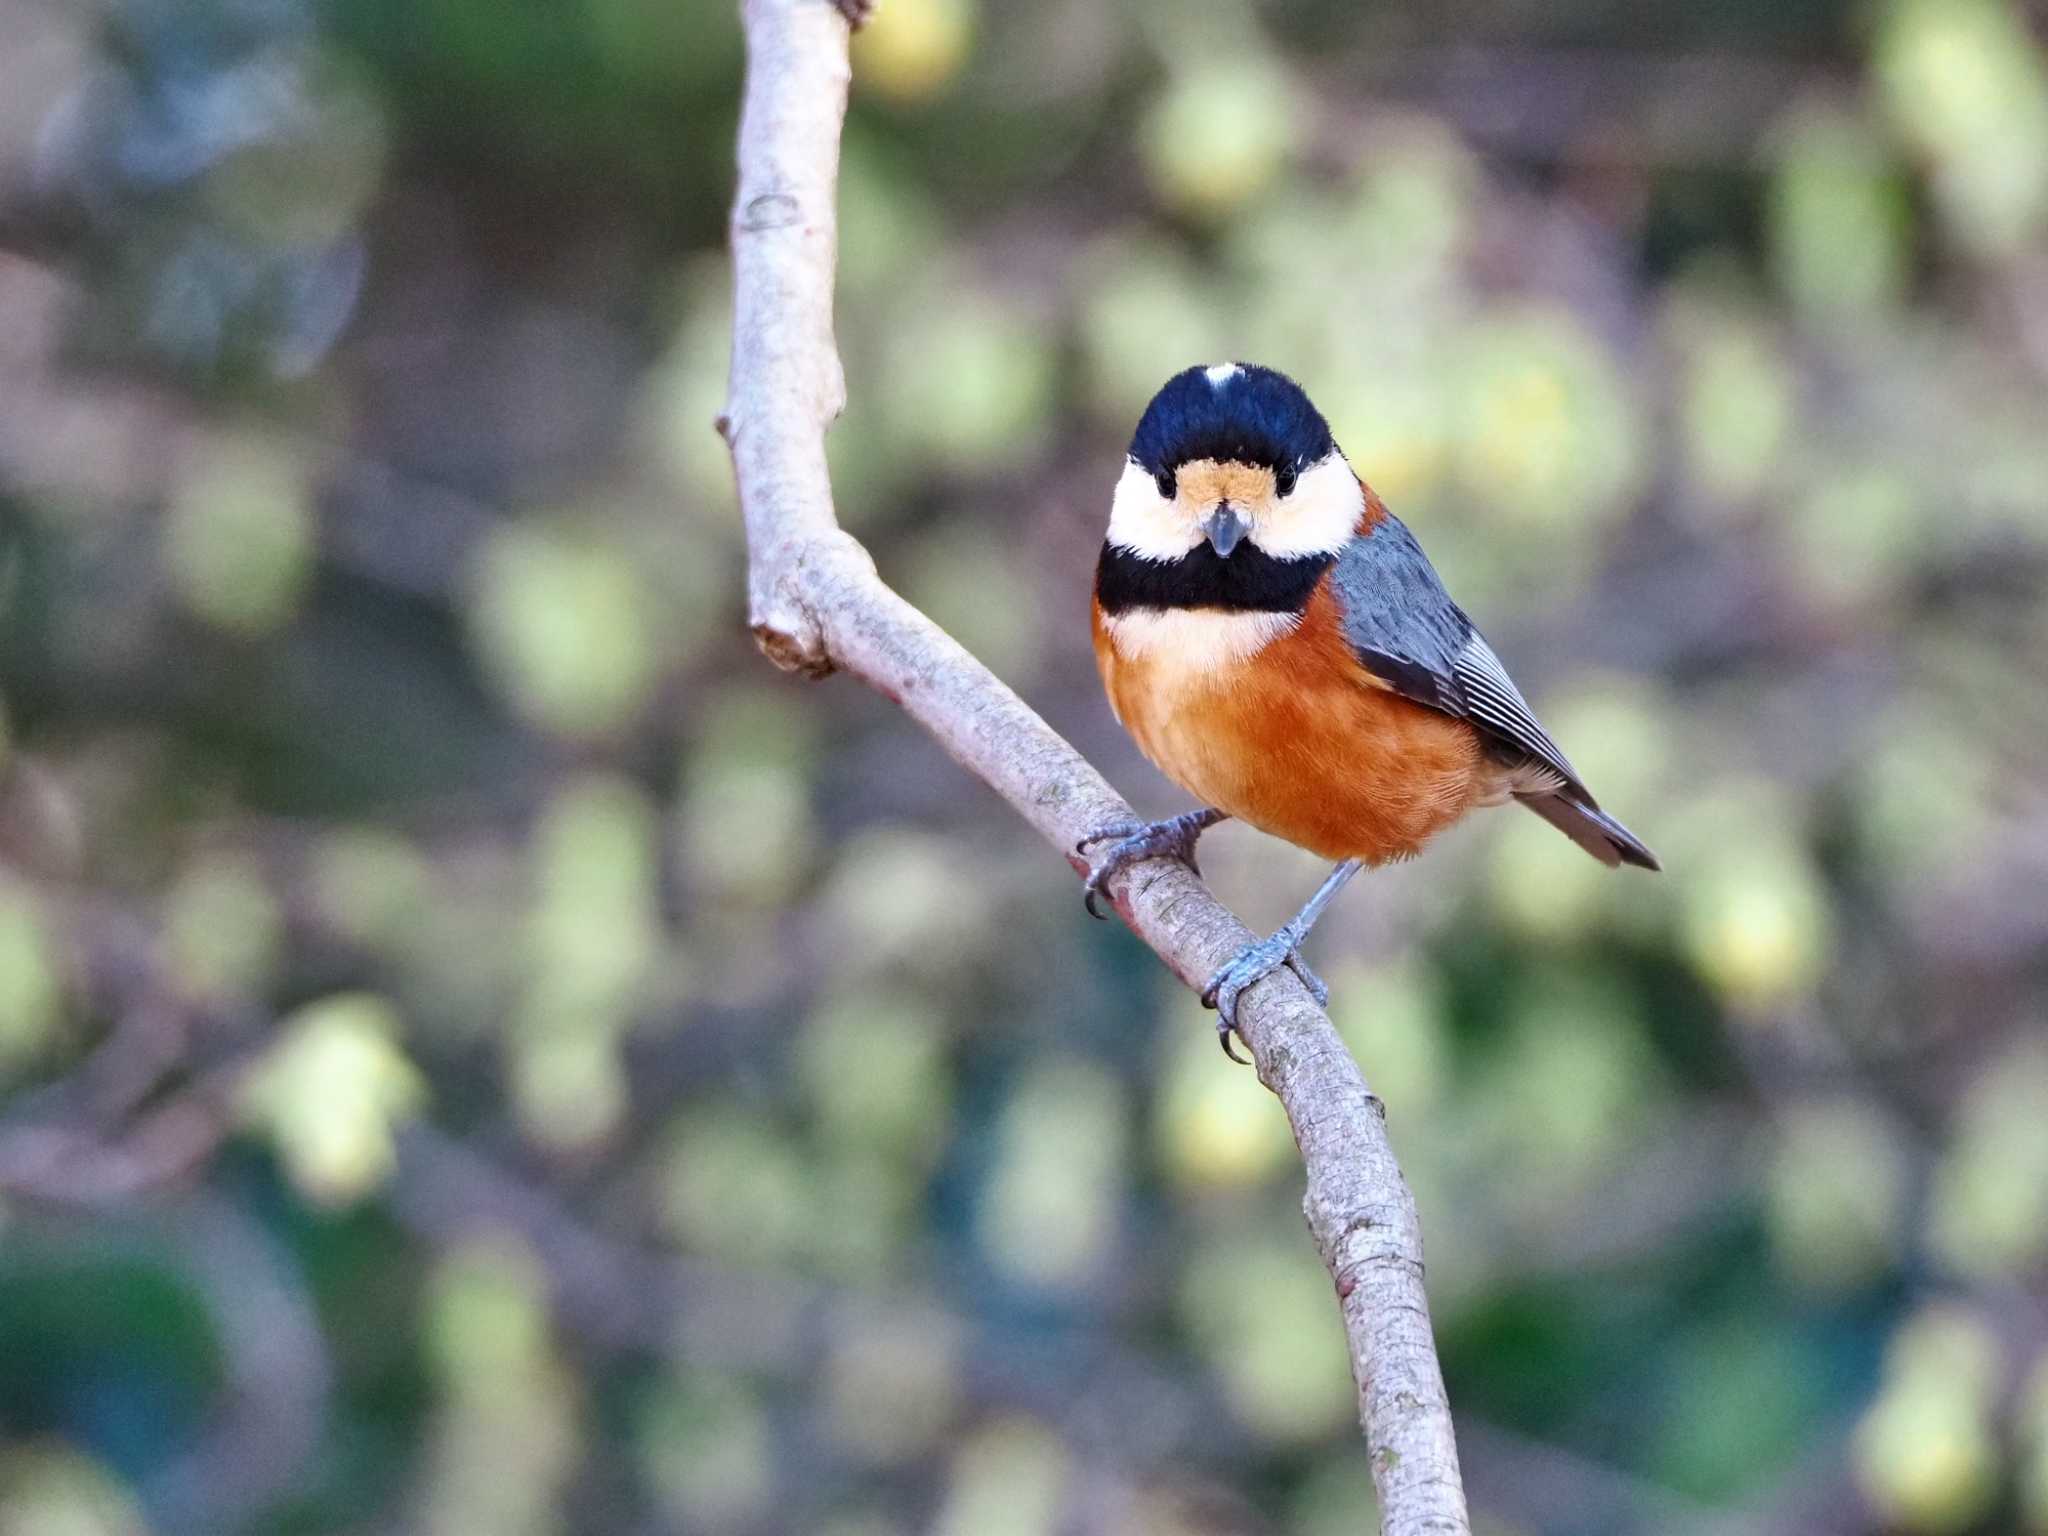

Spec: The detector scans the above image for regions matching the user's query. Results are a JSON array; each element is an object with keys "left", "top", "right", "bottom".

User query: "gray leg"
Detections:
[
  {"left": 1203, "top": 859, "right": 1364, "bottom": 1062},
  {"left": 1077, "top": 808, "right": 1228, "bottom": 920}
]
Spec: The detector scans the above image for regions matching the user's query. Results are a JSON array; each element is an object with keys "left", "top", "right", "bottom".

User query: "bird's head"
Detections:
[{"left": 1108, "top": 363, "right": 1361, "bottom": 564}]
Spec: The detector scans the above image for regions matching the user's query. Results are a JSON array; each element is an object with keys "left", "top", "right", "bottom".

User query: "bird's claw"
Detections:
[
  {"left": 1075, "top": 821, "right": 1146, "bottom": 854},
  {"left": 1201, "top": 928, "right": 1328, "bottom": 1063},
  {"left": 1075, "top": 811, "right": 1216, "bottom": 920}
]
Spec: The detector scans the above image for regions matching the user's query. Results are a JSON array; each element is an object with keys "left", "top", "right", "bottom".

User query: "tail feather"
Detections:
[{"left": 1517, "top": 792, "right": 1661, "bottom": 871}]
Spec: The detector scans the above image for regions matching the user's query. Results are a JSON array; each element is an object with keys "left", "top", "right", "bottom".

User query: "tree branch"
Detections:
[{"left": 716, "top": 3, "right": 1470, "bottom": 1532}]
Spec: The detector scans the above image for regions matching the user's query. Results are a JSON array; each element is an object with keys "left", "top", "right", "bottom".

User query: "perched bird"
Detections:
[{"left": 1080, "top": 363, "right": 1658, "bottom": 1059}]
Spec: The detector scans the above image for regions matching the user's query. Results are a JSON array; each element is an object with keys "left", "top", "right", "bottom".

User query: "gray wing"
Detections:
[{"left": 1328, "top": 516, "right": 1586, "bottom": 796}]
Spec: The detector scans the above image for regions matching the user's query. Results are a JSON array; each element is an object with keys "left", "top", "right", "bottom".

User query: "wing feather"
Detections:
[
  {"left": 1451, "top": 633, "right": 1582, "bottom": 794},
  {"left": 1329, "top": 515, "right": 1589, "bottom": 798}
]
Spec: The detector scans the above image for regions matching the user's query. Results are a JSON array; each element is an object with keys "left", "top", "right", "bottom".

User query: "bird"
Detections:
[{"left": 1079, "top": 362, "right": 1658, "bottom": 1060}]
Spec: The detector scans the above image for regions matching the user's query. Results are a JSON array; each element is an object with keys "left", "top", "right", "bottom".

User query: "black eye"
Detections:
[
  {"left": 1275, "top": 464, "right": 1297, "bottom": 497},
  {"left": 1154, "top": 470, "right": 1176, "bottom": 499}
]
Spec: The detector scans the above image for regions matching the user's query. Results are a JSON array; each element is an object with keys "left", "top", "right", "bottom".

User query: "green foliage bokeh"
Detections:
[{"left": 1, "top": 0, "right": 2046, "bottom": 1533}]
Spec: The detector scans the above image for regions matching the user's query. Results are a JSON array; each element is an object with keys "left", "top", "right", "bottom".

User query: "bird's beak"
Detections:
[{"left": 1203, "top": 503, "right": 1250, "bottom": 558}]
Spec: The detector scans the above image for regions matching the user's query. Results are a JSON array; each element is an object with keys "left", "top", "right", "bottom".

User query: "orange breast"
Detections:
[{"left": 1093, "top": 582, "right": 1486, "bottom": 865}]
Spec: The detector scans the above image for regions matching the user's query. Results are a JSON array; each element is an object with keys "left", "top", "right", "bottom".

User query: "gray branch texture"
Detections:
[{"left": 715, "top": 2, "right": 1471, "bottom": 1530}]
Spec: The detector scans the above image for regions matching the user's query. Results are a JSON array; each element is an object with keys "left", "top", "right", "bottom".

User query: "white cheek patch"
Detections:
[
  {"left": 1105, "top": 607, "right": 1300, "bottom": 666},
  {"left": 1105, "top": 458, "right": 1199, "bottom": 561},
  {"left": 1255, "top": 453, "right": 1362, "bottom": 558},
  {"left": 1204, "top": 362, "right": 1242, "bottom": 387}
]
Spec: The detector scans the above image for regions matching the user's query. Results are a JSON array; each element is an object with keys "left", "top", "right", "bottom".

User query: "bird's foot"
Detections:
[
  {"left": 1076, "top": 809, "right": 1224, "bottom": 920},
  {"left": 1201, "top": 926, "right": 1328, "bottom": 1063}
]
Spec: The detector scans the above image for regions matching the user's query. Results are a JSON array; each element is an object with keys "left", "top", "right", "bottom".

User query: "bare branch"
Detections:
[{"left": 717, "top": 3, "right": 1471, "bottom": 1532}]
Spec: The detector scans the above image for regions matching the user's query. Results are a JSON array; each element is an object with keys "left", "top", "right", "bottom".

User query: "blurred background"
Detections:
[{"left": 2, "top": 0, "right": 2046, "bottom": 1532}]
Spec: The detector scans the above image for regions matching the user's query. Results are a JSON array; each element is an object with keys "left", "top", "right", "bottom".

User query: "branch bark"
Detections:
[{"left": 717, "top": 3, "right": 1471, "bottom": 1531}]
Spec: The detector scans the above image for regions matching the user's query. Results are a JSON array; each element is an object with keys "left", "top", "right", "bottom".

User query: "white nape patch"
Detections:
[
  {"left": 1254, "top": 451, "right": 1363, "bottom": 559},
  {"left": 1105, "top": 606, "right": 1300, "bottom": 666},
  {"left": 1204, "top": 362, "right": 1241, "bottom": 387},
  {"left": 1105, "top": 457, "right": 1199, "bottom": 561}
]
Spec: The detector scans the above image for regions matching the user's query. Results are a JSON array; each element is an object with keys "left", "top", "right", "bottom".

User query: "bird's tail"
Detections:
[{"left": 1516, "top": 791, "right": 1661, "bottom": 871}]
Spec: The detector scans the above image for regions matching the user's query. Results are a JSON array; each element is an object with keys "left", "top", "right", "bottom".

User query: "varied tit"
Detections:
[{"left": 1080, "top": 362, "right": 1658, "bottom": 1059}]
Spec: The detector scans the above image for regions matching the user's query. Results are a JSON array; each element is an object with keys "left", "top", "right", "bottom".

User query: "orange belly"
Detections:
[{"left": 1093, "top": 588, "right": 1487, "bottom": 864}]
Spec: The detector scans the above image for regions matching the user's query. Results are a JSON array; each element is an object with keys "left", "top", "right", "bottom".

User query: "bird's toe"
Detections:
[
  {"left": 1076, "top": 821, "right": 1144, "bottom": 855},
  {"left": 1201, "top": 930, "right": 1308, "bottom": 1060},
  {"left": 1285, "top": 947, "right": 1329, "bottom": 1007},
  {"left": 1214, "top": 1012, "right": 1250, "bottom": 1065},
  {"left": 1201, "top": 924, "right": 1335, "bottom": 1059},
  {"left": 1076, "top": 813, "right": 1214, "bottom": 916}
]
